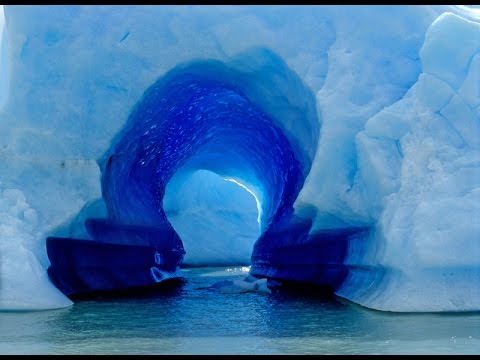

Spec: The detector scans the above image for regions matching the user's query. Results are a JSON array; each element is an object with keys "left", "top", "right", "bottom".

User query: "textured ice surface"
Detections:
[{"left": 0, "top": 5, "right": 479, "bottom": 311}]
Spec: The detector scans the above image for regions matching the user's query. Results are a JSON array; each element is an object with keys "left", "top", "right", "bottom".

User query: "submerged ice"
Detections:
[{"left": 0, "top": 5, "right": 479, "bottom": 312}]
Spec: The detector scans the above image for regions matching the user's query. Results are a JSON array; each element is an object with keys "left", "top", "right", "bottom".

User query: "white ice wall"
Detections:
[{"left": 335, "top": 11, "right": 480, "bottom": 311}]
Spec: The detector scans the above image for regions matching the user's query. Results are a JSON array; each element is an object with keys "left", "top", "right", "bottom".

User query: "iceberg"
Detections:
[{"left": 0, "top": 4, "right": 479, "bottom": 312}]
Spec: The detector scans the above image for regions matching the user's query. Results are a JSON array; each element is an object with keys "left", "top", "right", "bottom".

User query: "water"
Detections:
[{"left": 1, "top": 266, "right": 480, "bottom": 354}]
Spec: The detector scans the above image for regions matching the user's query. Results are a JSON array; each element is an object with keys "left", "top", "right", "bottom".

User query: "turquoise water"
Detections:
[{"left": 1, "top": 266, "right": 480, "bottom": 355}]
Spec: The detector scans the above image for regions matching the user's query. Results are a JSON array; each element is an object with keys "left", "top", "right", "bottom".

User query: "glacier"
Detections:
[{"left": 0, "top": 4, "right": 479, "bottom": 312}]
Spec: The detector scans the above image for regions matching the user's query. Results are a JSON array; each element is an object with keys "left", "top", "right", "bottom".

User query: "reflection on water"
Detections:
[{"left": 1, "top": 266, "right": 480, "bottom": 354}]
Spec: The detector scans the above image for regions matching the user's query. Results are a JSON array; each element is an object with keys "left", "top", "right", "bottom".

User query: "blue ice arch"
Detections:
[
  {"left": 46, "top": 48, "right": 330, "bottom": 297},
  {"left": 1, "top": 5, "right": 480, "bottom": 312}
]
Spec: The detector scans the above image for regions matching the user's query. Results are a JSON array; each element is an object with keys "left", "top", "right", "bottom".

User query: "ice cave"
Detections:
[{"left": 0, "top": 5, "right": 479, "bottom": 312}]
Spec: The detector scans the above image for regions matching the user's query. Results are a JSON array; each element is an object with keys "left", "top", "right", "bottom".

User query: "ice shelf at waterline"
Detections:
[{"left": 0, "top": 5, "right": 479, "bottom": 312}]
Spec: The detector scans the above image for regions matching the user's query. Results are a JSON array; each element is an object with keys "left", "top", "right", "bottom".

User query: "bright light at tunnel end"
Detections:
[{"left": 224, "top": 177, "right": 262, "bottom": 225}]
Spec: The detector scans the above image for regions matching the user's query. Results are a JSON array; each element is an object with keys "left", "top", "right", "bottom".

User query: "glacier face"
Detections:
[{"left": 0, "top": 5, "right": 479, "bottom": 312}]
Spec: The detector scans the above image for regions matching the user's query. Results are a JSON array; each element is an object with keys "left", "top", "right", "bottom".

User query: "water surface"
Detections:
[{"left": 1, "top": 266, "right": 479, "bottom": 354}]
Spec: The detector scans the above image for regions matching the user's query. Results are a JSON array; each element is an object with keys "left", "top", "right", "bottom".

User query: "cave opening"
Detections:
[
  {"left": 99, "top": 49, "right": 319, "bottom": 269},
  {"left": 163, "top": 169, "right": 262, "bottom": 267},
  {"left": 46, "top": 48, "right": 321, "bottom": 297}
]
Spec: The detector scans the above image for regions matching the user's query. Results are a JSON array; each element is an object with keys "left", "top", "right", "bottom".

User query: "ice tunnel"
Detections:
[
  {"left": 100, "top": 54, "right": 314, "bottom": 233},
  {"left": 100, "top": 52, "right": 318, "bottom": 265},
  {"left": 1, "top": 5, "right": 480, "bottom": 312},
  {"left": 46, "top": 48, "right": 326, "bottom": 297}
]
